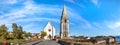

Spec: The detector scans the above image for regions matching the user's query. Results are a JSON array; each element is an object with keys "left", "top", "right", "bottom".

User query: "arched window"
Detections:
[
  {"left": 48, "top": 29, "right": 51, "bottom": 32},
  {"left": 65, "top": 20, "right": 67, "bottom": 23}
]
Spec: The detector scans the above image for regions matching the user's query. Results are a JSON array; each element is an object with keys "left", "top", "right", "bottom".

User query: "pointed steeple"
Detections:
[
  {"left": 61, "top": 5, "right": 68, "bottom": 20},
  {"left": 60, "top": 5, "right": 69, "bottom": 39}
]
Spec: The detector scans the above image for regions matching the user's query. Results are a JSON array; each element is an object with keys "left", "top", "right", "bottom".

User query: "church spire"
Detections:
[
  {"left": 60, "top": 5, "right": 69, "bottom": 39},
  {"left": 61, "top": 5, "right": 68, "bottom": 20}
]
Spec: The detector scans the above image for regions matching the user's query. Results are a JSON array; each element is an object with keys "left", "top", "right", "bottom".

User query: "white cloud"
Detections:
[
  {"left": 64, "top": 0, "right": 86, "bottom": 8},
  {"left": 0, "top": 0, "right": 60, "bottom": 22},
  {"left": 23, "top": 23, "right": 35, "bottom": 29},
  {"left": 0, "top": 0, "right": 93, "bottom": 32},
  {"left": 0, "top": 0, "right": 18, "bottom": 4},
  {"left": 64, "top": 0, "right": 75, "bottom": 3},
  {"left": 107, "top": 21, "right": 120, "bottom": 29},
  {"left": 7, "top": 0, "right": 17, "bottom": 4},
  {"left": 92, "top": 22, "right": 106, "bottom": 29},
  {"left": 12, "top": 18, "right": 59, "bottom": 23},
  {"left": 66, "top": 7, "right": 92, "bottom": 28},
  {"left": 0, "top": 0, "right": 86, "bottom": 23},
  {"left": 23, "top": 23, "right": 41, "bottom": 33},
  {"left": 91, "top": 0, "right": 98, "bottom": 5}
]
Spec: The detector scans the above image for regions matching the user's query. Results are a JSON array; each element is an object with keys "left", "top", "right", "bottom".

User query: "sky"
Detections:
[{"left": 0, "top": 0, "right": 120, "bottom": 36}]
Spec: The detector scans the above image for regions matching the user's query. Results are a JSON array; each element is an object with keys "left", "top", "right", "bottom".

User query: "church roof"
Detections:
[
  {"left": 43, "top": 22, "right": 55, "bottom": 31},
  {"left": 46, "top": 22, "right": 53, "bottom": 27},
  {"left": 61, "top": 5, "right": 68, "bottom": 20}
]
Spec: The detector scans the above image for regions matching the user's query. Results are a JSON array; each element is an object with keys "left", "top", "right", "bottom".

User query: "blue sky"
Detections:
[{"left": 0, "top": 0, "right": 120, "bottom": 36}]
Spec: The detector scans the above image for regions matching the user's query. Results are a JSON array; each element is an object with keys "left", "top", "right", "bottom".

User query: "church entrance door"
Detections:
[{"left": 48, "top": 34, "right": 52, "bottom": 39}]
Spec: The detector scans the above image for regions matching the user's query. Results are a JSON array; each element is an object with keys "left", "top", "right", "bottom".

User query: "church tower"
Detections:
[{"left": 60, "top": 6, "right": 69, "bottom": 39}]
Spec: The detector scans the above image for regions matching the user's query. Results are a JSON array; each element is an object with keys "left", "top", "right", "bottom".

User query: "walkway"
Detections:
[{"left": 34, "top": 40, "right": 61, "bottom": 45}]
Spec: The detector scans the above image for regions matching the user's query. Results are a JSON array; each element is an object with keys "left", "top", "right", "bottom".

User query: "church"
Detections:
[
  {"left": 43, "top": 6, "right": 69, "bottom": 40},
  {"left": 43, "top": 22, "right": 56, "bottom": 40}
]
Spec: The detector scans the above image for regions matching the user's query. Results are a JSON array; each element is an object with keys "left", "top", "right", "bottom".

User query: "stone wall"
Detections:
[{"left": 58, "top": 39, "right": 107, "bottom": 45}]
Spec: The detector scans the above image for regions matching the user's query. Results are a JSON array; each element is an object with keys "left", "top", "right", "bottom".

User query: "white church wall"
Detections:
[{"left": 43, "top": 22, "right": 56, "bottom": 40}]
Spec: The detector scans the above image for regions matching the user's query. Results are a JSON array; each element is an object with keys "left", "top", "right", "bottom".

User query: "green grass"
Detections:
[
  {"left": 0, "top": 38, "right": 42, "bottom": 45},
  {"left": 7, "top": 39, "right": 26, "bottom": 43},
  {"left": 0, "top": 39, "right": 26, "bottom": 44}
]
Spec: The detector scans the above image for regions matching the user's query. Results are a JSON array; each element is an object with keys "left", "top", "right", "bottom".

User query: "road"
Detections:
[{"left": 34, "top": 40, "right": 61, "bottom": 45}]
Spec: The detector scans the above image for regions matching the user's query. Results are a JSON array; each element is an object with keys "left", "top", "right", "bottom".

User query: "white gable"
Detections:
[{"left": 43, "top": 22, "right": 56, "bottom": 40}]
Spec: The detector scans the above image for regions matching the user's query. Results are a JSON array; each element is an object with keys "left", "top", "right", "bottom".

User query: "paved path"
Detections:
[
  {"left": 35, "top": 40, "right": 61, "bottom": 45},
  {"left": 21, "top": 40, "right": 42, "bottom": 45}
]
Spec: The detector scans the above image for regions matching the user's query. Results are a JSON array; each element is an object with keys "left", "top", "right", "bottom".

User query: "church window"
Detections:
[
  {"left": 65, "top": 20, "right": 67, "bottom": 23},
  {"left": 48, "top": 29, "right": 51, "bottom": 32}
]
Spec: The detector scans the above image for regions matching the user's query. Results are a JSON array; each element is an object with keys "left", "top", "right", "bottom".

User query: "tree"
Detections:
[
  {"left": 6, "top": 32, "right": 14, "bottom": 40},
  {"left": 22, "top": 31, "right": 32, "bottom": 38},
  {"left": 12, "top": 23, "right": 19, "bottom": 39},
  {"left": 12, "top": 23, "right": 18, "bottom": 33},
  {"left": 12, "top": 24, "right": 24, "bottom": 39},
  {"left": 26, "top": 32, "right": 32, "bottom": 37},
  {"left": 0, "top": 24, "right": 8, "bottom": 39},
  {"left": 41, "top": 31, "right": 47, "bottom": 39},
  {"left": 18, "top": 26, "right": 24, "bottom": 39}
]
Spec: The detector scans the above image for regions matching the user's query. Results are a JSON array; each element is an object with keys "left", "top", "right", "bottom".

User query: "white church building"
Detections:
[{"left": 43, "top": 22, "right": 56, "bottom": 40}]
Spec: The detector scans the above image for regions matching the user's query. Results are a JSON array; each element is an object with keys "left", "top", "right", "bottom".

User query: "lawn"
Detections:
[{"left": 0, "top": 39, "right": 26, "bottom": 45}]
